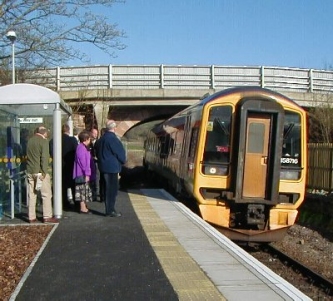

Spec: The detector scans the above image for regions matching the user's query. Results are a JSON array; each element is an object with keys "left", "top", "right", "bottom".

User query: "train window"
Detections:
[
  {"left": 280, "top": 111, "right": 302, "bottom": 180},
  {"left": 202, "top": 106, "right": 232, "bottom": 175},
  {"left": 248, "top": 123, "right": 265, "bottom": 153},
  {"left": 159, "top": 135, "right": 169, "bottom": 158},
  {"left": 189, "top": 127, "right": 199, "bottom": 159},
  {"left": 171, "top": 131, "right": 177, "bottom": 154}
]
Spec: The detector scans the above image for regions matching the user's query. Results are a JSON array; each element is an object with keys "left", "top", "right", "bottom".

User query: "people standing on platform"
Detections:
[
  {"left": 90, "top": 128, "right": 98, "bottom": 146},
  {"left": 96, "top": 120, "right": 126, "bottom": 217},
  {"left": 73, "top": 130, "right": 95, "bottom": 214},
  {"left": 94, "top": 127, "right": 107, "bottom": 203},
  {"left": 89, "top": 128, "right": 99, "bottom": 202},
  {"left": 26, "top": 126, "right": 59, "bottom": 223},
  {"left": 61, "top": 124, "right": 78, "bottom": 209}
]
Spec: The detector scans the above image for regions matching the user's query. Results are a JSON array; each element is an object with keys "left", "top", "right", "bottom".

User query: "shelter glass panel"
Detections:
[{"left": 0, "top": 104, "right": 71, "bottom": 219}]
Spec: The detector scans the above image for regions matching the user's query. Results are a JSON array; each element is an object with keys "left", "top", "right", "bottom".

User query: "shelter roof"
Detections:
[{"left": 0, "top": 83, "right": 72, "bottom": 116}]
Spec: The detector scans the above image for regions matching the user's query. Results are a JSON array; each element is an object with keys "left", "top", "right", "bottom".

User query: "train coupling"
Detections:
[{"left": 247, "top": 204, "right": 265, "bottom": 225}]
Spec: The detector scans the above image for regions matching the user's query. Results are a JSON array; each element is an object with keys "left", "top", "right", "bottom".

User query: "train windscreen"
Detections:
[
  {"left": 280, "top": 111, "right": 302, "bottom": 180},
  {"left": 202, "top": 106, "right": 232, "bottom": 175}
]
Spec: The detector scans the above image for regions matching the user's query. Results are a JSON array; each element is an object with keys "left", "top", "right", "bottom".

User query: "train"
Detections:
[{"left": 143, "top": 86, "right": 307, "bottom": 242}]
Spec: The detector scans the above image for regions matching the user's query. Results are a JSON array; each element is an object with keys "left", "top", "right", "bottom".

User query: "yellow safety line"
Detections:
[{"left": 128, "top": 191, "right": 225, "bottom": 301}]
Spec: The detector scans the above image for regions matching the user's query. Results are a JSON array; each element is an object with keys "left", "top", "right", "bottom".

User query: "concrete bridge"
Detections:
[{"left": 24, "top": 65, "right": 333, "bottom": 136}]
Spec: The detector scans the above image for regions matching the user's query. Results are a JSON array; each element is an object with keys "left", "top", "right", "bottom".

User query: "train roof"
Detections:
[
  {"left": 150, "top": 86, "right": 304, "bottom": 134},
  {"left": 174, "top": 86, "right": 302, "bottom": 116},
  {"left": 200, "top": 86, "right": 301, "bottom": 107}
]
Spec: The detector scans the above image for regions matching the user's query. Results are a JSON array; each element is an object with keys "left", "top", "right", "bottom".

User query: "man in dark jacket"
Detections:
[
  {"left": 96, "top": 120, "right": 126, "bottom": 217},
  {"left": 94, "top": 127, "right": 107, "bottom": 202},
  {"left": 61, "top": 124, "right": 78, "bottom": 209}
]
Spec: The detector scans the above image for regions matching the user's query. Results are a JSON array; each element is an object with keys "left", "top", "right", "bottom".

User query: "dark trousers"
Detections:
[
  {"left": 90, "top": 180, "right": 97, "bottom": 202},
  {"left": 99, "top": 172, "right": 105, "bottom": 202},
  {"left": 103, "top": 173, "right": 119, "bottom": 215}
]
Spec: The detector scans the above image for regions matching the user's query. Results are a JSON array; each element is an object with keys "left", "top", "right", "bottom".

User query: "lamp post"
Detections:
[{"left": 6, "top": 31, "right": 16, "bottom": 84}]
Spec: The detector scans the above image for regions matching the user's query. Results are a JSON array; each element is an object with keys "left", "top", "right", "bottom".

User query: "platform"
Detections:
[{"left": 5, "top": 189, "right": 310, "bottom": 301}]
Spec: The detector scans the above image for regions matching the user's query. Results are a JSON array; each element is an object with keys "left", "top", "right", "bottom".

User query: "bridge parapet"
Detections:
[
  {"left": 24, "top": 65, "right": 333, "bottom": 95},
  {"left": 22, "top": 65, "right": 333, "bottom": 133}
]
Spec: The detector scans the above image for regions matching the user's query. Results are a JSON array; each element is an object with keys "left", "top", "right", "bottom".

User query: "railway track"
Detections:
[
  {"left": 244, "top": 243, "right": 333, "bottom": 299},
  {"left": 266, "top": 244, "right": 333, "bottom": 294}
]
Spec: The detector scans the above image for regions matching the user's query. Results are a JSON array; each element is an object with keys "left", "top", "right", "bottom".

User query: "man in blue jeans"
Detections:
[{"left": 96, "top": 120, "right": 126, "bottom": 217}]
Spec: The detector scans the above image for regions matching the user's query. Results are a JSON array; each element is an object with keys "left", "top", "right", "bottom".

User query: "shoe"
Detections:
[
  {"left": 80, "top": 210, "right": 91, "bottom": 214},
  {"left": 43, "top": 217, "right": 60, "bottom": 224},
  {"left": 108, "top": 211, "right": 122, "bottom": 217},
  {"left": 28, "top": 219, "right": 38, "bottom": 223}
]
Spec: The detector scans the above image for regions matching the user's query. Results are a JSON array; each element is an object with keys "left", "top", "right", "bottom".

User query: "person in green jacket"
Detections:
[{"left": 26, "top": 126, "right": 59, "bottom": 223}]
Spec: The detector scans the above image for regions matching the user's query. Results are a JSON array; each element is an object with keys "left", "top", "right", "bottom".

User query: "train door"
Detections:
[
  {"left": 179, "top": 114, "right": 192, "bottom": 180},
  {"left": 233, "top": 98, "right": 284, "bottom": 204},
  {"left": 242, "top": 114, "right": 270, "bottom": 198}
]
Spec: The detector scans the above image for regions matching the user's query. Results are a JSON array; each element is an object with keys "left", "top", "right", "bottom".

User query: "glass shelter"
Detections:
[{"left": 0, "top": 83, "right": 72, "bottom": 219}]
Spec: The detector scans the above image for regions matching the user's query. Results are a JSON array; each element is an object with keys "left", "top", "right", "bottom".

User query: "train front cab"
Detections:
[{"left": 193, "top": 92, "right": 307, "bottom": 242}]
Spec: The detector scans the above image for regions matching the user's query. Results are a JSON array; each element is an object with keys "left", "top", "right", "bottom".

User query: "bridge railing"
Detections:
[{"left": 23, "top": 65, "right": 333, "bottom": 93}]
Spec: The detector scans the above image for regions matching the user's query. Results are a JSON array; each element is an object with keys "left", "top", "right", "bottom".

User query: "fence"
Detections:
[
  {"left": 23, "top": 65, "right": 333, "bottom": 94},
  {"left": 307, "top": 143, "right": 333, "bottom": 194}
]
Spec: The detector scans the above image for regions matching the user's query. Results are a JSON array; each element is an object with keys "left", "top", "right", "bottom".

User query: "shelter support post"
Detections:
[{"left": 53, "top": 103, "right": 62, "bottom": 218}]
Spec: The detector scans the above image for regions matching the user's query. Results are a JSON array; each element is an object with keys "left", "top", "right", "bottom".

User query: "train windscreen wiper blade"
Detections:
[{"left": 283, "top": 123, "right": 294, "bottom": 140}]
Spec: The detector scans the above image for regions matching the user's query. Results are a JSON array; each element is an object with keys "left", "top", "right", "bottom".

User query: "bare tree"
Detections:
[
  {"left": 308, "top": 93, "right": 333, "bottom": 143},
  {"left": 0, "top": 0, "right": 126, "bottom": 68}
]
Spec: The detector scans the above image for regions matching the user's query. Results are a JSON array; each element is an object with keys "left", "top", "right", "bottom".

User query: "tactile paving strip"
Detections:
[{"left": 128, "top": 191, "right": 225, "bottom": 301}]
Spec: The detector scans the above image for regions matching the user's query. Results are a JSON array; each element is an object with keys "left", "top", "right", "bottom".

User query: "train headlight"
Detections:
[
  {"left": 203, "top": 165, "right": 228, "bottom": 175},
  {"left": 209, "top": 167, "right": 217, "bottom": 174}
]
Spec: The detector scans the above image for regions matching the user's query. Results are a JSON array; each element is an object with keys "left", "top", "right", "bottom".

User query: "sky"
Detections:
[{"left": 70, "top": 0, "right": 333, "bottom": 70}]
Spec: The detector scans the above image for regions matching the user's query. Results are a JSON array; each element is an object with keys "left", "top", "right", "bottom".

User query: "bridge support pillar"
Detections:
[{"left": 93, "top": 103, "right": 109, "bottom": 132}]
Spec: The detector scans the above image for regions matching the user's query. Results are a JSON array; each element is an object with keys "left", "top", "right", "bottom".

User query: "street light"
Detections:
[{"left": 6, "top": 30, "right": 16, "bottom": 84}]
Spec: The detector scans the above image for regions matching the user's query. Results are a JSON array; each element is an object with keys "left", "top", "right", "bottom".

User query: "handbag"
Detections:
[{"left": 75, "top": 176, "right": 86, "bottom": 184}]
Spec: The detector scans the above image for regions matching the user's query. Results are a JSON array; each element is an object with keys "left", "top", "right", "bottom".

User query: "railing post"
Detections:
[
  {"left": 211, "top": 65, "right": 215, "bottom": 89},
  {"left": 160, "top": 64, "right": 164, "bottom": 89},
  {"left": 108, "top": 64, "right": 113, "bottom": 89},
  {"left": 260, "top": 66, "right": 265, "bottom": 88},
  {"left": 56, "top": 66, "right": 61, "bottom": 91},
  {"left": 309, "top": 69, "right": 313, "bottom": 92}
]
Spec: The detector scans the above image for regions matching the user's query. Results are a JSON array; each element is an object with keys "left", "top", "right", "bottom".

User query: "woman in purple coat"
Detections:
[{"left": 73, "top": 130, "right": 96, "bottom": 213}]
